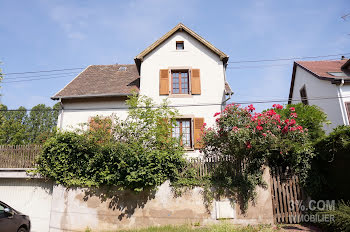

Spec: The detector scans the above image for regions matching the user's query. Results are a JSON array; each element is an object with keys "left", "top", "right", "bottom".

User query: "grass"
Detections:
[{"left": 90, "top": 223, "right": 282, "bottom": 232}]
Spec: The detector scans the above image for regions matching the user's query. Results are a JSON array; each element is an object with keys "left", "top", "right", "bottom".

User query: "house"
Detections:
[
  {"left": 52, "top": 23, "right": 232, "bottom": 157},
  {"left": 288, "top": 57, "right": 350, "bottom": 132}
]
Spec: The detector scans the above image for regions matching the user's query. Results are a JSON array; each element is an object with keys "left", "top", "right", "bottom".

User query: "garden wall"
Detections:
[{"left": 0, "top": 168, "right": 274, "bottom": 232}]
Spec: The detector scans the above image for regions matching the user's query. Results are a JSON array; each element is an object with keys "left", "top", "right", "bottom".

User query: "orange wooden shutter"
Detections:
[
  {"left": 193, "top": 117, "right": 204, "bottom": 149},
  {"left": 159, "top": 69, "right": 169, "bottom": 95},
  {"left": 191, "top": 69, "right": 201, "bottom": 95}
]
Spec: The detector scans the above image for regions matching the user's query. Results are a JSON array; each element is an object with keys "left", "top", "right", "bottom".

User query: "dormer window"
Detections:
[{"left": 176, "top": 41, "right": 184, "bottom": 50}]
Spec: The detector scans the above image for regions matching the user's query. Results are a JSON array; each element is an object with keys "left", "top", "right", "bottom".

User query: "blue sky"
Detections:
[{"left": 0, "top": 0, "right": 349, "bottom": 112}]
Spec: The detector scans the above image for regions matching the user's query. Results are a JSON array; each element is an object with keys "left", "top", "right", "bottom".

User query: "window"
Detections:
[
  {"left": 172, "top": 119, "right": 192, "bottom": 148},
  {"left": 300, "top": 86, "right": 308, "bottom": 105},
  {"left": 176, "top": 41, "right": 184, "bottom": 50},
  {"left": 345, "top": 102, "right": 350, "bottom": 123},
  {"left": 172, "top": 70, "right": 189, "bottom": 94}
]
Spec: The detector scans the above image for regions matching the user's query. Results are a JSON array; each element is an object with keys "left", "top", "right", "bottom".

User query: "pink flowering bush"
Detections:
[{"left": 201, "top": 103, "right": 314, "bottom": 209}]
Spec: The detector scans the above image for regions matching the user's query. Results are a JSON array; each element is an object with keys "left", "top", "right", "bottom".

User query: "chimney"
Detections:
[{"left": 341, "top": 55, "right": 346, "bottom": 60}]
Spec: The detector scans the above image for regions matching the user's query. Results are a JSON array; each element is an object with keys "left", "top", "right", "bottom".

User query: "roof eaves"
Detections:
[
  {"left": 51, "top": 93, "right": 133, "bottom": 101},
  {"left": 51, "top": 65, "right": 91, "bottom": 100}
]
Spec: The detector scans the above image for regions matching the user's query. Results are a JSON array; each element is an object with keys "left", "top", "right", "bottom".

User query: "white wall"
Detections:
[
  {"left": 291, "top": 67, "right": 344, "bottom": 132},
  {"left": 58, "top": 99, "right": 129, "bottom": 131}
]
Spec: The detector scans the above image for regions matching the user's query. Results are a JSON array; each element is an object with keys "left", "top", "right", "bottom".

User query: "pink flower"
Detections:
[
  {"left": 289, "top": 119, "right": 296, "bottom": 126},
  {"left": 246, "top": 141, "right": 251, "bottom": 149},
  {"left": 290, "top": 113, "right": 297, "bottom": 118},
  {"left": 273, "top": 104, "right": 283, "bottom": 110},
  {"left": 232, "top": 126, "right": 239, "bottom": 132},
  {"left": 262, "top": 133, "right": 267, "bottom": 137},
  {"left": 214, "top": 112, "right": 220, "bottom": 117},
  {"left": 248, "top": 104, "right": 255, "bottom": 112},
  {"left": 267, "top": 109, "right": 277, "bottom": 116},
  {"left": 256, "top": 125, "right": 263, "bottom": 131},
  {"left": 290, "top": 107, "right": 295, "bottom": 112}
]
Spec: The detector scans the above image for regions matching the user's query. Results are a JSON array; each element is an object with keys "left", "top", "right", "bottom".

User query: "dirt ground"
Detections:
[{"left": 281, "top": 224, "right": 323, "bottom": 232}]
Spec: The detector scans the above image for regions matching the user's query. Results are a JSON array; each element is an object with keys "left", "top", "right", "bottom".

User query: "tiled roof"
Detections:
[
  {"left": 296, "top": 60, "right": 349, "bottom": 79},
  {"left": 52, "top": 64, "right": 140, "bottom": 100}
]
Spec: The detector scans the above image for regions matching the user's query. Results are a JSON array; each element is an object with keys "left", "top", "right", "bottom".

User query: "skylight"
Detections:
[
  {"left": 328, "top": 72, "right": 347, "bottom": 77},
  {"left": 118, "top": 67, "right": 127, "bottom": 71}
]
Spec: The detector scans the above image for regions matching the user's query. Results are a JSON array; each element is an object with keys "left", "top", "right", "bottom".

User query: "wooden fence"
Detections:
[
  {"left": 270, "top": 167, "right": 304, "bottom": 224},
  {"left": 0, "top": 145, "right": 42, "bottom": 168}
]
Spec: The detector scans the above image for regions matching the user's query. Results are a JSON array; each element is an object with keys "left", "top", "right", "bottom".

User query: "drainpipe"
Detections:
[
  {"left": 221, "top": 63, "right": 233, "bottom": 111},
  {"left": 59, "top": 100, "right": 64, "bottom": 130},
  {"left": 337, "top": 79, "right": 348, "bottom": 125}
]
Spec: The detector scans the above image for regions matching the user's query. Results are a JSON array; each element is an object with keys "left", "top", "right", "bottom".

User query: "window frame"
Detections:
[
  {"left": 171, "top": 70, "right": 190, "bottom": 95},
  {"left": 172, "top": 118, "right": 193, "bottom": 149},
  {"left": 300, "top": 85, "right": 309, "bottom": 105},
  {"left": 345, "top": 102, "right": 350, "bottom": 125},
  {"left": 176, "top": 41, "right": 184, "bottom": 50}
]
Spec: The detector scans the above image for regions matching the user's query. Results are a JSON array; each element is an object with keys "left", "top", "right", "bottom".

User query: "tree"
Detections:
[
  {"left": 0, "top": 103, "right": 60, "bottom": 145},
  {"left": 0, "top": 105, "right": 28, "bottom": 144},
  {"left": 26, "top": 103, "right": 60, "bottom": 143}
]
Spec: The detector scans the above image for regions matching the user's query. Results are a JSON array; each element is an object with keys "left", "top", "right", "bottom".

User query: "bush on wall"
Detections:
[{"left": 36, "top": 94, "right": 186, "bottom": 192}]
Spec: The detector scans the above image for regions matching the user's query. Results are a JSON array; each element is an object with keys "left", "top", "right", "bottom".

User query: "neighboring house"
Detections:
[
  {"left": 52, "top": 23, "right": 232, "bottom": 157},
  {"left": 288, "top": 58, "right": 350, "bottom": 132}
]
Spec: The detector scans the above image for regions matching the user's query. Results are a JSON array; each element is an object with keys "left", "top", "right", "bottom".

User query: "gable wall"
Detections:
[
  {"left": 291, "top": 66, "right": 344, "bottom": 132},
  {"left": 139, "top": 31, "right": 226, "bottom": 128}
]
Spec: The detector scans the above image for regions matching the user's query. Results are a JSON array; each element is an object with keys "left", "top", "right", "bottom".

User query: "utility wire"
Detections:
[
  {"left": 2, "top": 74, "right": 77, "bottom": 83},
  {"left": 1, "top": 94, "right": 350, "bottom": 111},
  {"left": 2, "top": 67, "right": 84, "bottom": 76},
  {"left": 2, "top": 71, "right": 80, "bottom": 80},
  {"left": 228, "top": 52, "right": 350, "bottom": 64}
]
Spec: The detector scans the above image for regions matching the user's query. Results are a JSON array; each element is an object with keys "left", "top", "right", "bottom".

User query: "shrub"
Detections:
[
  {"left": 274, "top": 103, "right": 329, "bottom": 142},
  {"left": 201, "top": 103, "right": 314, "bottom": 208},
  {"left": 305, "top": 126, "right": 350, "bottom": 199},
  {"left": 316, "top": 200, "right": 350, "bottom": 232},
  {"left": 35, "top": 94, "right": 186, "bottom": 192}
]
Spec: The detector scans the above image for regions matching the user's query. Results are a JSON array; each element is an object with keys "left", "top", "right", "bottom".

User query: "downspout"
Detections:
[
  {"left": 221, "top": 63, "right": 233, "bottom": 111},
  {"left": 59, "top": 100, "right": 64, "bottom": 130},
  {"left": 337, "top": 79, "right": 348, "bottom": 125}
]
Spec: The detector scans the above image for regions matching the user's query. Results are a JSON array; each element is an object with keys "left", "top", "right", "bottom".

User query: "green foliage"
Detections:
[
  {"left": 316, "top": 200, "right": 350, "bottom": 232},
  {"left": 36, "top": 94, "right": 186, "bottom": 192},
  {"left": 275, "top": 103, "right": 329, "bottom": 142},
  {"left": 0, "top": 103, "right": 59, "bottom": 145},
  {"left": 0, "top": 105, "right": 28, "bottom": 144},
  {"left": 305, "top": 126, "right": 350, "bottom": 199}
]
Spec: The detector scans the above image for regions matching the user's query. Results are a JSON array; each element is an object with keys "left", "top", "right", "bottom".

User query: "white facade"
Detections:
[
  {"left": 58, "top": 99, "right": 128, "bottom": 130},
  {"left": 290, "top": 66, "right": 349, "bottom": 132},
  {"left": 56, "top": 25, "right": 229, "bottom": 157}
]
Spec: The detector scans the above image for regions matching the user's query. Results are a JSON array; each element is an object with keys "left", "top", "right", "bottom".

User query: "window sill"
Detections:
[{"left": 168, "top": 94, "right": 193, "bottom": 98}]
